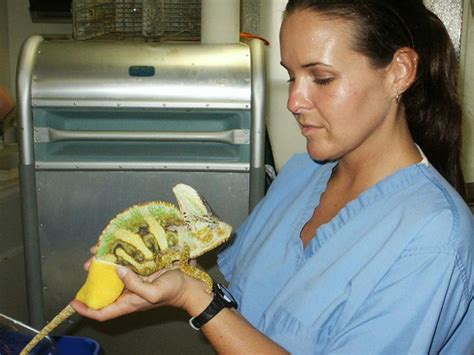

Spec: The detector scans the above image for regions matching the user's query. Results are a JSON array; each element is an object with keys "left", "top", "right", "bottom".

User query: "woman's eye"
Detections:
[{"left": 314, "top": 77, "right": 334, "bottom": 86}]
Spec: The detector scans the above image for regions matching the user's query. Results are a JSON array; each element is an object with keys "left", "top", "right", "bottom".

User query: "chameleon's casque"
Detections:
[{"left": 20, "top": 183, "right": 232, "bottom": 354}]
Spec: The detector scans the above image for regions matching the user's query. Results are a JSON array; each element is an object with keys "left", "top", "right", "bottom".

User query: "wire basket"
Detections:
[{"left": 72, "top": 0, "right": 201, "bottom": 41}]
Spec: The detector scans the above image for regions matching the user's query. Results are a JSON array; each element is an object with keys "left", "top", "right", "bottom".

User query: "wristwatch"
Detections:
[{"left": 189, "top": 283, "right": 238, "bottom": 330}]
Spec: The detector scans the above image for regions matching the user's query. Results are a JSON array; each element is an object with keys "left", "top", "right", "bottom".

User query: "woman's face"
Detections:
[{"left": 280, "top": 9, "right": 395, "bottom": 162}]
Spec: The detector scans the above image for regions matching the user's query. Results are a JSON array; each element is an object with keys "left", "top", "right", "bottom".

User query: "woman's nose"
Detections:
[{"left": 287, "top": 81, "right": 310, "bottom": 114}]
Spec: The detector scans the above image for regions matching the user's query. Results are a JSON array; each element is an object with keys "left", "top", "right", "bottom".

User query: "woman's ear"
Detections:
[{"left": 389, "top": 48, "right": 419, "bottom": 98}]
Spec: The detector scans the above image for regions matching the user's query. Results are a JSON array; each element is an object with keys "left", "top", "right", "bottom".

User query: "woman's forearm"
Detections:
[
  {"left": 202, "top": 308, "right": 288, "bottom": 354},
  {"left": 184, "top": 284, "right": 288, "bottom": 354}
]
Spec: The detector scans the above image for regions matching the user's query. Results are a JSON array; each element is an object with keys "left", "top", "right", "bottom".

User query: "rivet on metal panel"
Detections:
[
  {"left": 162, "top": 103, "right": 167, "bottom": 107},
  {"left": 37, "top": 188, "right": 41, "bottom": 192},
  {"left": 119, "top": 165, "right": 123, "bottom": 169},
  {"left": 37, "top": 51, "right": 41, "bottom": 54},
  {"left": 33, "top": 75, "right": 38, "bottom": 81},
  {"left": 245, "top": 105, "right": 249, "bottom": 108},
  {"left": 73, "top": 102, "right": 77, "bottom": 106},
  {"left": 43, "top": 286, "right": 47, "bottom": 290},
  {"left": 32, "top": 102, "right": 37, "bottom": 106},
  {"left": 39, "top": 223, "right": 44, "bottom": 228},
  {"left": 164, "top": 166, "right": 168, "bottom": 169},
  {"left": 206, "top": 104, "right": 210, "bottom": 107},
  {"left": 75, "top": 165, "right": 79, "bottom": 169},
  {"left": 117, "top": 103, "right": 121, "bottom": 107}
]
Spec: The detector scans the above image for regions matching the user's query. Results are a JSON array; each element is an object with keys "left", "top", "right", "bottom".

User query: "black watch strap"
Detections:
[{"left": 189, "top": 283, "right": 237, "bottom": 330}]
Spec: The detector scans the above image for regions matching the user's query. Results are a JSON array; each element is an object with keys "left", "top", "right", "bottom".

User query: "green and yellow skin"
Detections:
[{"left": 20, "top": 184, "right": 232, "bottom": 354}]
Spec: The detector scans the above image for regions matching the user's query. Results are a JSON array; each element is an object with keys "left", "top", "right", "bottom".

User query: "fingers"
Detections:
[
  {"left": 189, "top": 258, "right": 198, "bottom": 267},
  {"left": 70, "top": 295, "right": 141, "bottom": 322},
  {"left": 83, "top": 245, "right": 98, "bottom": 271},
  {"left": 116, "top": 266, "right": 166, "bottom": 304},
  {"left": 83, "top": 258, "right": 92, "bottom": 271},
  {"left": 90, "top": 245, "right": 98, "bottom": 255}
]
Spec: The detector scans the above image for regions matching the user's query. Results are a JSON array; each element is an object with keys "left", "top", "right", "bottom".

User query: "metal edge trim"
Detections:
[
  {"left": 34, "top": 161, "right": 251, "bottom": 172},
  {"left": 17, "top": 35, "right": 46, "bottom": 328},
  {"left": 248, "top": 39, "right": 267, "bottom": 210},
  {"left": 31, "top": 100, "right": 251, "bottom": 110},
  {"left": 17, "top": 35, "right": 44, "bottom": 165}
]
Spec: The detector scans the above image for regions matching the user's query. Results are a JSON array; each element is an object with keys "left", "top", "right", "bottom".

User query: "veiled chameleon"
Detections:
[{"left": 20, "top": 183, "right": 232, "bottom": 354}]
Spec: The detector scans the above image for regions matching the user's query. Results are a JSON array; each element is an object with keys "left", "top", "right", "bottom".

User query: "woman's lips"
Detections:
[{"left": 300, "top": 124, "right": 323, "bottom": 137}]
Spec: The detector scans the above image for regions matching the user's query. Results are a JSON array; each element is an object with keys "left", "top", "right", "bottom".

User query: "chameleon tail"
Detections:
[
  {"left": 179, "top": 244, "right": 214, "bottom": 294},
  {"left": 20, "top": 304, "right": 76, "bottom": 355}
]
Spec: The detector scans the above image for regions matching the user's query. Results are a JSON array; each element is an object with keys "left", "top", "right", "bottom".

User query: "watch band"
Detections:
[{"left": 189, "top": 283, "right": 237, "bottom": 330}]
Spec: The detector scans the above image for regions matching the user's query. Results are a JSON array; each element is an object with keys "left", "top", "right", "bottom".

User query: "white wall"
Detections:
[
  {"left": 6, "top": 0, "right": 71, "bottom": 94},
  {"left": 260, "top": 0, "right": 306, "bottom": 171}
]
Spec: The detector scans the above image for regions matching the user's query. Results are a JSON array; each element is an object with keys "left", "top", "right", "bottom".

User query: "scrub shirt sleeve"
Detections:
[{"left": 323, "top": 251, "right": 472, "bottom": 355}]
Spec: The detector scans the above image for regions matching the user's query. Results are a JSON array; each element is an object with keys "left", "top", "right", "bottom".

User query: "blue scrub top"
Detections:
[{"left": 218, "top": 153, "right": 474, "bottom": 354}]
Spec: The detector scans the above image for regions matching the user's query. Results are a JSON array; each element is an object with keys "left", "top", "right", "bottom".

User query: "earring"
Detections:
[{"left": 395, "top": 92, "right": 402, "bottom": 104}]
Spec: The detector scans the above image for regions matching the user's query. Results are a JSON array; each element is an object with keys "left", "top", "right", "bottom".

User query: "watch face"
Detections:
[{"left": 215, "top": 283, "right": 238, "bottom": 308}]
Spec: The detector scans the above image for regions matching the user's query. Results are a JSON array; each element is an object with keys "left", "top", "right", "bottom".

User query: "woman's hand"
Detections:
[
  {"left": 71, "top": 266, "right": 194, "bottom": 321},
  {"left": 72, "top": 246, "right": 211, "bottom": 322}
]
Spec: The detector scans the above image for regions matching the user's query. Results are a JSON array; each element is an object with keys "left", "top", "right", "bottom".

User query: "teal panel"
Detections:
[
  {"left": 33, "top": 108, "right": 251, "bottom": 131},
  {"left": 32, "top": 108, "right": 251, "bottom": 163}
]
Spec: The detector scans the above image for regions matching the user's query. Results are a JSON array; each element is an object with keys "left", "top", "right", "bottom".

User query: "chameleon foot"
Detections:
[{"left": 179, "top": 244, "right": 214, "bottom": 293}]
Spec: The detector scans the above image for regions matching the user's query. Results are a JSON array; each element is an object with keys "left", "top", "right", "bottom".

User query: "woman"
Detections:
[{"left": 73, "top": 1, "right": 474, "bottom": 353}]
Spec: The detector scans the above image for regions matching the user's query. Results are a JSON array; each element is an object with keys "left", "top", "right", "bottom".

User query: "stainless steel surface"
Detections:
[
  {"left": 34, "top": 127, "right": 250, "bottom": 144},
  {"left": 31, "top": 40, "right": 251, "bottom": 109},
  {"left": 17, "top": 35, "right": 44, "bottom": 166}
]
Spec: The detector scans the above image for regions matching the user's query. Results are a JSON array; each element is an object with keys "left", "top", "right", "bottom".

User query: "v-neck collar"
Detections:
[{"left": 296, "top": 159, "right": 429, "bottom": 259}]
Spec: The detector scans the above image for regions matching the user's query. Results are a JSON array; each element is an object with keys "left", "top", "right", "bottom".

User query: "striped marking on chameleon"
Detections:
[
  {"left": 115, "top": 248, "right": 157, "bottom": 275},
  {"left": 113, "top": 229, "right": 154, "bottom": 259},
  {"left": 143, "top": 215, "right": 169, "bottom": 251}
]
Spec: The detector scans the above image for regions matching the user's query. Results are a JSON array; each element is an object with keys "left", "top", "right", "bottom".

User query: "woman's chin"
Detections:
[{"left": 306, "top": 145, "right": 338, "bottom": 163}]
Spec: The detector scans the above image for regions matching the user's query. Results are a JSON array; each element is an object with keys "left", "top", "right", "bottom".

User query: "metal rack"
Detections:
[{"left": 72, "top": 0, "right": 201, "bottom": 41}]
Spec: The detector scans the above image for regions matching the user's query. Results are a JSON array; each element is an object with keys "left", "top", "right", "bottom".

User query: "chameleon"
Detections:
[{"left": 20, "top": 183, "right": 232, "bottom": 354}]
